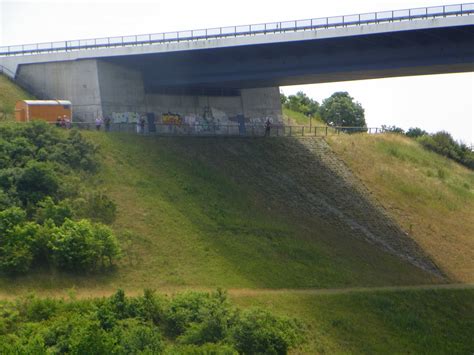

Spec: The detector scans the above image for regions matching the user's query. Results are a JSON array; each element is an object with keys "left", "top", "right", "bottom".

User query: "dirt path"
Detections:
[
  {"left": 226, "top": 283, "right": 474, "bottom": 297},
  {"left": 0, "top": 283, "right": 472, "bottom": 301}
]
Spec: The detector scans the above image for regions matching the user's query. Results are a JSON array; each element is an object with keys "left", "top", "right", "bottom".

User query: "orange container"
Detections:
[{"left": 15, "top": 100, "right": 72, "bottom": 123}]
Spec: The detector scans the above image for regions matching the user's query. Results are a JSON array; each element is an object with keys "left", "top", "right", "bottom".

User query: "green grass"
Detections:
[
  {"left": 0, "top": 79, "right": 472, "bottom": 353},
  {"left": 0, "top": 74, "right": 33, "bottom": 119},
  {"left": 283, "top": 108, "right": 326, "bottom": 126},
  {"left": 232, "top": 288, "right": 474, "bottom": 354},
  {"left": 0, "top": 133, "right": 437, "bottom": 297},
  {"left": 327, "top": 133, "right": 474, "bottom": 283}
]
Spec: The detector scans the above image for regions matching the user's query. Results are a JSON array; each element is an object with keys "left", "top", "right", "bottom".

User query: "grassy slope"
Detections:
[
  {"left": 327, "top": 134, "right": 474, "bottom": 283},
  {"left": 283, "top": 107, "right": 326, "bottom": 126},
  {"left": 0, "top": 75, "right": 470, "bottom": 353},
  {"left": 233, "top": 288, "right": 474, "bottom": 354},
  {"left": 0, "top": 132, "right": 436, "bottom": 297},
  {"left": 0, "top": 74, "right": 33, "bottom": 118}
]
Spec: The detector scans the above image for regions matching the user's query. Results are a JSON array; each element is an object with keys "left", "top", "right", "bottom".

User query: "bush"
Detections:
[
  {"left": 49, "top": 219, "right": 121, "bottom": 272},
  {"left": 0, "top": 208, "right": 37, "bottom": 274},
  {"left": 406, "top": 127, "right": 427, "bottom": 138},
  {"left": 418, "top": 131, "right": 474, "bottom": 170},
  {"left": 232, "top": 309, "right": 305, "bottom": 355},
  {"left": 0, "top": 289, "right": 306, "bottom": 354},
  {"left": 113, "top": 318, "right": 164, "bottom": 354},
  {"left": 35, "top": 197, "right": 73, "bottom": 226}
]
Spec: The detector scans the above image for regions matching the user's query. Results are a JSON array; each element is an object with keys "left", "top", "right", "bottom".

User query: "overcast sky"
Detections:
[{"left": 1, "top": 0, "right": 473, "bottom": 143}]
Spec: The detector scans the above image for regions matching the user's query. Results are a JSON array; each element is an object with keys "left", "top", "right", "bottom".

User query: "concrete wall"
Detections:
[
  {"left": 16, "top": 59, "right": 102, "bottom": 121},
  {"left": 242, "top": 87, "right": 282, "bottom": 123},
  {"left": 16, "top": 58, "right": 282, "bottom": 128},
  {"left": 98, "top": 60, "right": 145, "bottom": 118}
]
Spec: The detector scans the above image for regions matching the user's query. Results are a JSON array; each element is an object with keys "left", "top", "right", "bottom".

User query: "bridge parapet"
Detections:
[{"left": 1, "top": 3, "right": 473, "bottom": 57}]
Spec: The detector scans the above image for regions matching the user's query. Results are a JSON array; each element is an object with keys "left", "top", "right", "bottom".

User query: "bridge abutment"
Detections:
[{"left": 16, "top": 59, "right": 283, "bottom": 128}]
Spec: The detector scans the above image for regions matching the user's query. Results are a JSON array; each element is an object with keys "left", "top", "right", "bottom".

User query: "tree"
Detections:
[
  {"left": 381, "top": 125, "right": 405, "bottom": 134},
  {"left": 285, "top": 91, "right": 319, "bottom": 117},
  {"left": 319, "top": 92, "right": 366, "bottom": 128},
  {"left": 406, "top": 127, "right": 427, "bottom": 138}
]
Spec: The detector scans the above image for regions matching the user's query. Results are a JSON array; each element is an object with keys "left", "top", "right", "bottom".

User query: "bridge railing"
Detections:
[{"left": 1, "top": 3, "right": 473, "bottom": 57}]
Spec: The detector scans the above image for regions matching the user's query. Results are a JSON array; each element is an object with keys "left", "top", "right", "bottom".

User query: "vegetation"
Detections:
[
  {"left": 381, "top": 126, "right": 473, "bottom": 170},
  {"left": 418, "top": 131, "right": 474, "bottom": 170},
  {"left": 0, "top": 76, "right": 472, "bottom": 353},
  {"left": 0, "top": 289, "right": 304, "bottom": 354},
  {"left": 327, "top": 133, "right": 474, "bottom": 282},
  {"left": 233, "top": 288, "right": 474, "bottom": 354},
  {"left": 281, "top": 91, "right": 319, "bottom": 117},
  {"left": 0, "top": 74, "right": 33, "bottom": 121},
  {"left": 319, "top": 91, "right": 366, "bottom": 128},
  {"left": 0, "top": 122, "right": 119, "bottom": 274}
]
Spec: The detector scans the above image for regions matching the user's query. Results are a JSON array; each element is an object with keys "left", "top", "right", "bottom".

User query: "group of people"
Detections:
[
  {"left": 55, "top": 115, "right": 72, "bottom": 129},
  {"left": 94, "top": 116, "right": 146, "bottom": 134},
  {"left": 91, "top": 115, "right": 272, "bottom": 136},
  {"left": 95, "top": 116, "right": 111, "bottom": 131}
]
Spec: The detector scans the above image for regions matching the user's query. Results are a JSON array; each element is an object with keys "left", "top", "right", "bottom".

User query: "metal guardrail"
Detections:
[
  {"left": 1, "top": 3, "right": 473, "bottom": 57},
  {"left": 53, "top": 122, "right": 383, "bottom": 137}
]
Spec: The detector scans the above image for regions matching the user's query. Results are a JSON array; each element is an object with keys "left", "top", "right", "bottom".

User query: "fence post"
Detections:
[{"left": 325, "top": 127, "right": 328, "bottom": 136}]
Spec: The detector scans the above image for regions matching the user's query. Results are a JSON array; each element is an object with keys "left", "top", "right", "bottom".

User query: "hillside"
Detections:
[
  {"left": 0, "top": 74, "right": 33, "bottom": 119},
  {"left": 0, "top": 132, "right": 446, "bottom": 297},
  {"left": 0, "top": 75, "right": 472, "bottom": 353},
  {"left": 327, "top": 133, "right": 474, "bottom": 282}
]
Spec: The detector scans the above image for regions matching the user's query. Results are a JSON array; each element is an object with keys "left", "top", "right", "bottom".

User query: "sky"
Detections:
[{"left": 1, "top": 0, "right": 473, "bottom": 144}]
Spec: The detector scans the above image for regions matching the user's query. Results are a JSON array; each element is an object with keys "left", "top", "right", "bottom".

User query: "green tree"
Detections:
[
  {"left": 319, "top": 92, "right": 366, "bottom": 128},
  {"left": 406, "top": 127, "right": 428, "bottom": 138},
  {"left": 285, "top": 91, "right": 319, "bottom": 117}
]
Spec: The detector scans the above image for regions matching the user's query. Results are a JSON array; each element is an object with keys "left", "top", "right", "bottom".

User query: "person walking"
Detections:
[
  {"left": 64, "top": 115, "right": 71, "bottom": 129},
  {"left": 140, "top": 116, "right": 146, "bottom": 134},
  {"left": 95, "top": 116, "right": 103, "bottom": 131},
  {"left": 104, "top": 116, "right": 111, "bottom": 132},
  {"left": 265, "top": 119, "right": 271, "bottom": 137}
]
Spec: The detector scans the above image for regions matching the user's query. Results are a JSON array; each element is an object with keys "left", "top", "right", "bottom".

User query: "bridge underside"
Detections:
[
  {"left": 14, "top": 23, "right": 474, "bottom": 124},
  {"left": 103, "top": 23, "right": 474, "bottom": 91}
]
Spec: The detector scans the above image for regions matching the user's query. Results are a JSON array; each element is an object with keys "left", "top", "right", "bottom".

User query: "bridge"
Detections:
[{"left": 1, "top": 3, "right": 473, "bottom": 125}]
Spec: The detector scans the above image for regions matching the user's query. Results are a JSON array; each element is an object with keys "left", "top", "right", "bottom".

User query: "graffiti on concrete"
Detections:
[
  {"left": 112, "top": 112, "right": 140, "bottom": 124},
  {"left": 162, "top": 112, "right": 183, "bottom": 125}
]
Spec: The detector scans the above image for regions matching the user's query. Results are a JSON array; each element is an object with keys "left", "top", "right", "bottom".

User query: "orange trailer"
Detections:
[{"left": 15, "top": 100, "right": 72, "bottom": 123}]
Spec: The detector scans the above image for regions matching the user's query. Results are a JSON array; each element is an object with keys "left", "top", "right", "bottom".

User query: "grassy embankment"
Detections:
[
  {"left": 0, "top": 74, "right": 33, "bottom": 119},
  {"left": 232, "top": 288, "right": 474, "bottom": 354},
  {"left": 0, "top": 76, "right": 472, "bottom": 353},
  {"left": 0, "top": 133, "right": 436, "bottom": 297},
  {"left": 283, "top": 107, "right": 325, "bottom": 127},
  {"left": 326, "top": 133, "right": 474, "bottom": 283}
]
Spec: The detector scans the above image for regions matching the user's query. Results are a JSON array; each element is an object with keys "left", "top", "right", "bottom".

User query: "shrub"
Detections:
[
  {"left": 35, "top": 197, "right": 73, "bottom": 226},
  {"left": 232, "top": 308, "right": 305, "bottom": 355},
  {"left": 49, "top": 219, "right": 121, "bottom": 272},
  {"left": 406, "top": 127, "right": 427, "bottom": 138},
  {"left": 16, "top": 161, "right": 59, "bottom": 207},
  {"left": 0, "top": 208, "right": 37, "bottom": 274},
  {"left": 418, "top": 131, "right": 474, "bottom": 170},
  {"left": 113, "top": 318, "right": 164, "bottom": 354},
  {"left": 0, "top": 290, "right": 306, "bottom": 354}
]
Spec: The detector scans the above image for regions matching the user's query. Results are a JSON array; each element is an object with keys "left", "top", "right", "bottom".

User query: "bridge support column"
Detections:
[{"left": 16, "top": 59, "right": 283, "bottom": 129}]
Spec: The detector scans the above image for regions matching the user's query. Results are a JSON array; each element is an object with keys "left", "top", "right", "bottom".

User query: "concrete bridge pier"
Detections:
[{"left": 16, "top": 59, "right": 283, "bottom": 127}]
